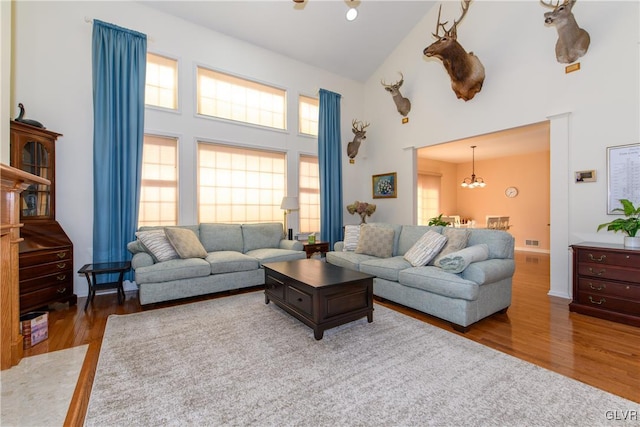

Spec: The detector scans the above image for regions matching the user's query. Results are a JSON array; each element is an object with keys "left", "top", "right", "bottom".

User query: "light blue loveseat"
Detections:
[
  {"left": 128, "top": 223, "right": 306, "bottom": 305},
  {"left": 326, "top": 224, "right": 515, "bottom": 332}
]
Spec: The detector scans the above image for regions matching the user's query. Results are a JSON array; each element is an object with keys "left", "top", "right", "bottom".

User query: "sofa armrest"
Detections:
[
  {"left": 132, "top": 252, "right": 154, "bottom": 269},
  {"left": 461, "top": 258, "right": 515, "bottom": 285},
  {"left": 334, "top": 241, "right": 345, "bottom": 252},
  {"left": 279, "top": 239, "right": 303, "bottom": 251}
]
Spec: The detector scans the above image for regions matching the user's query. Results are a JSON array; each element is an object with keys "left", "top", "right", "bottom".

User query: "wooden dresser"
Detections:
[{"left": 570, "top": 242, "right": 640, "bottom": 327}]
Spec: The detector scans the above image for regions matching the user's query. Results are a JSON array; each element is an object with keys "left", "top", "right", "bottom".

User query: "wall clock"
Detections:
[{"left": 505, "top": 186, "right": 519, "bottom": 198}]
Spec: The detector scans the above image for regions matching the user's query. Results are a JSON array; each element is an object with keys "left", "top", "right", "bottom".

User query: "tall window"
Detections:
[
  {"left": 145, "top": 53, "right": 178, "bottom": 109},
  {"left": 417, "top": 173, "right": 441, "bottom": 225},
  {"left": 138, "top": 135, "right": 178, "bottom": 227},
  {"left": 299, "top": 95, "right": 318, "bottom": 136},
  {"left": 197, "top": 67, "right": 286, "bottom": 130},
  {"left": 299, "top": 155, "right": 320, "bottom": 233},
  {"left": 198, "top": 143, "right": 286, "bottom": 224}
]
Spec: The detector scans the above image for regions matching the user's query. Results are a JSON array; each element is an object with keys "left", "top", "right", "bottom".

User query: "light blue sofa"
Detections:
[
  {"left": 128, "top": 223, "right": 306, "bottom": 305},
  {"left": 326, "top": 224, "right": 515, "bottom": 332}
]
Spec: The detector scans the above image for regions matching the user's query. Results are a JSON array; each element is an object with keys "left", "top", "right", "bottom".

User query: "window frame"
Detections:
[
  {"left": 298, "top": 153, "right": 320, "bottom": 234},
  {"left": 145, "top": 52, "right": 180, "bottom": 112},
  {"left": 298, "top": 94, "right": 319, "bottom": 137}
]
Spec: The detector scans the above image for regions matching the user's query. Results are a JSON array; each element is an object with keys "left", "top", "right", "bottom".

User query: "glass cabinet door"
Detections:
[{"left": 20, "top": 141, "right": 51, "bottom": 218}]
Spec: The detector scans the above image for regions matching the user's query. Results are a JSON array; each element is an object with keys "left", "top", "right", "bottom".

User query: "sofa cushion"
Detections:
[
  {"left": 326, "top": 251, "right": 378, "bottom": 271},
  {"left": 360, "top": 256, "right": 412, "bottom": 281},
  {"left": 355, "top": 225, "right": 395, "bottom": 258},
  {"left": 436, "top": 244, "right": 489, "bottom": 273},
  {"left": 403, "top": 230, "right": 448, "bottom": 267},
  {"left": 165, "top": 227, "right": 208, "bottom": 259},
  {"left": 397, "top": 225, "right": 441, "bottom": 255},
  {"left": 242, "top": 223, "right": 283, "bottom": 253},
  {"left": 200, "top": 223, "right": 244, "bottom": 252},
  {"left": 246, "top": 248, "right": 307, "bottom": 264},
  {"left": 135, "top": 229, "right": 179, "bottom": 262},
  {"left": 367, "top": 223, "right": 403, "bottom": 256},
  {"left": 431, "top": 228, "right": 471, "bottom": 265},
  {"left": 205, "top": 251, "right": 259, "bottom": 274},
  {"left": 467, "top": 229, "right": 514, "bottom": 259},
  {"left": 399, "top": 266, "right": 479, "bottom": 301},
  {"left": 343, "top": 225, "right": 361, "bottom": 251},
  {"left": 135, "top": 258, "right": 211, "bottom": 284}
]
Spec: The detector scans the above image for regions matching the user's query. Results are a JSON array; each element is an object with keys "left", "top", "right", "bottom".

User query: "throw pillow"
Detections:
[
  {"left": 435, "top": 243, "right": 489, "bottom": 273},
  {"left": 343, "top": 225, "right": 361, "bottom": 252},
  {"left": 403, "top": 230, "right": 448, "bottom": 267},
  {"left": 135, "top": 229, "right": 179, "bottom": 262},
  {"left": 431, "top": 228, "right": 471, "bottom": 265},
  {"left": 355, "top": 225, "right": 394, "bottom": 258},
  {"left": 164, "top": 227, "right": 208, "bottom": 259}
]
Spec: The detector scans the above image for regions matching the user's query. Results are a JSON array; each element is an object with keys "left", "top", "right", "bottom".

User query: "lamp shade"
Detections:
[{"left": 280, "top": 196, "right": 299, "bottom": 210}]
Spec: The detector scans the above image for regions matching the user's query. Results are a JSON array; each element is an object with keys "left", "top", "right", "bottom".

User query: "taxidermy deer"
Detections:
[
  {"left": 381, "top": 72, "right": 411, "bottom": 117},
  {"left": 541, "top": 0, "right": 590, "bottom": 64},
  {"left": 347, "top": 119, "right": 370, "bottom": 160},
  {"left": 423, "top": 0, "right": 485, "bottom": 101}
]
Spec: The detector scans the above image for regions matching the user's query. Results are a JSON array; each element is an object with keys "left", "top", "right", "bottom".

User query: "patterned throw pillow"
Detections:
[
  {"left": 165, "top": 227, "right": 208, "bottom": 259},
  {"left": 135, "top": 229, "right": 179, "bottom": 262},
  {"left": 431, "top": 227, "right": 471, "bottom": 265},
  {"left": 355, "top": 225, "right": 395, "bottom": 258},
  {"left": 403, "top": 230, "right": 448, "bottom": 267},
  {"left": 343, "top": 225, "right": 361, "bottom": 252}
]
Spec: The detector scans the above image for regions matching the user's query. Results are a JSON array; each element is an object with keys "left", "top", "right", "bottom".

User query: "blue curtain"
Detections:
[
  {"left": 318, "top": 89, "right": 343, "bottom": 249},
  {"left": 92, "top": 20, "right": 147, "bottom": 280}
]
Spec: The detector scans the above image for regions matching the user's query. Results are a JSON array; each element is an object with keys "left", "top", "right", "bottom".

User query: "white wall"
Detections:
[
  {"left": 0, "top": 0, "right": 11, "bottom": 163},
  {"left": 12, "top": 1, "right": 364, "bottom": 297}
]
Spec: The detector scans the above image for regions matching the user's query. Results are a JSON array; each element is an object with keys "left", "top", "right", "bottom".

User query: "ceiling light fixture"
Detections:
[
  {"left": 461, "top": 145, "right": 486, "bottom": 188},
  {"left": 346, "top": 7, "right": 358, "bottom": 21}
]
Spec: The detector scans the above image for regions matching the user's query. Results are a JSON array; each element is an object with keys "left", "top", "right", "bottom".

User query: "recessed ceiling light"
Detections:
[{"left": 346, "top": 7, "right": 358, "bottom": 21}]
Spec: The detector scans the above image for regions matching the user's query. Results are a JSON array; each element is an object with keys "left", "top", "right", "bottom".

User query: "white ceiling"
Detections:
[{"left": 141, "top": 0, "right": 437, "bottom": 82}]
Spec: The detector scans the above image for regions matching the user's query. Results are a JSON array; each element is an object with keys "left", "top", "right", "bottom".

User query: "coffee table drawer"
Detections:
[
  {"left": 265, "top": 275, "right": 285, "bottom": 300},
  {"left": 286, "top": 286, "right": 312, "bottom": 315}
]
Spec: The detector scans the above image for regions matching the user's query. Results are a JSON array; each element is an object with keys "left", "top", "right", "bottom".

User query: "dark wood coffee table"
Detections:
[{"left": 263, "top": 259, "right": 374, "bottom": 340}]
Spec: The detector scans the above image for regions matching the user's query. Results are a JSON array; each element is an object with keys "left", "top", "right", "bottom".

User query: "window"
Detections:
[
  {"left": 138, "top": 135, "right": 178, "bottom": 227},
  {"left": 299, "top": 155, "right": 320, "bottom": 233},
  {"left": 417, "top": 173, "right": 441, "bottom": 225},
  {"left": 299, "top": 95, "right": 318, "bottom": 136},
  {"left": 197, "top": 67, "right": 286, "bottom": 130},
  {"left": 198, "top": 143, "right": 286, "bottom": 224},
  {"left": 145, "top": 53, "right": 178, "bottom": 109}
]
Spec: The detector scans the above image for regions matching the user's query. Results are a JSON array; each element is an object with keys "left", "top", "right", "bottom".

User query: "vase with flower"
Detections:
[{"left": 346, "top": 200, "right": 376, "bottom": 224}]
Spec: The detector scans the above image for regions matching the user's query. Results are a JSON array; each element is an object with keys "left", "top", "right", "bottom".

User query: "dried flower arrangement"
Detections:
[{"left": 346, "top": 201, "right": 377, "bottom": 224}]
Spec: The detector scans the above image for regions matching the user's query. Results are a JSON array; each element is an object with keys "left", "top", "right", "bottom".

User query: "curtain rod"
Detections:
[{"left": 84, "top": 17, "right": 154, "bottom": 43}]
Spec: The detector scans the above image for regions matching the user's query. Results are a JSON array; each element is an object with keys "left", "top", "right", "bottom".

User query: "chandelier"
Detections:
[{"left": 461, "top": 145, "right": 486, "bottom": 188}]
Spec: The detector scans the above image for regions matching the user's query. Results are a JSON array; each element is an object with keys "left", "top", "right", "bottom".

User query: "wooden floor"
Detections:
[{"left": 23, "top": 251, "right": 640, "bottom": 426}]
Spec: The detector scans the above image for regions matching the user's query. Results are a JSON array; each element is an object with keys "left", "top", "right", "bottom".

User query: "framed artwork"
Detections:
[
  {"left": 372, "top": 172, "right": 397, "bottom": 199},
  {"left": 606, "top": 143, "right": 640, "bottom": 214},
  {"left": 574, "top": 170, "right": 596, "bottom": 183}
]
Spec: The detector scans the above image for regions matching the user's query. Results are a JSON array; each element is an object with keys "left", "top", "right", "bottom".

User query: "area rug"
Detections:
[
  {"left": 85, "top": 292, "right": 639, "bottom": 426},
  {"left": 1, "top": 344, "right": 88, "bottom": 426}
]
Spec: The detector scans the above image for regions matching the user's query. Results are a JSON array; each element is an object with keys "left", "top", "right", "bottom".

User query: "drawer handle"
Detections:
[
  {"left": 57, "top": 263, "right": 66, "bottom": 269},
  {"left": 56, "top": 252, "right": 67, "bottom": 259},
  {"left": 56, "top": 274, "right": 67, "bottom": 281},
  {"left": 587, "top": 268, "right": 605, "bottom": 276},
  {"left": 588, "top": 296, "right": 606, "bottom": 305},
  {"left": 57, "top": 287, "right": 66, "bottom": 294},
  {"left": 588, "top": 254, "right": 606, "bottom": 263},
  {"left": 297, "top": 298, "right": 303, "bottom": 302},
  {"left": 588, "top": 282, "right": 605, "bottom": 291}
]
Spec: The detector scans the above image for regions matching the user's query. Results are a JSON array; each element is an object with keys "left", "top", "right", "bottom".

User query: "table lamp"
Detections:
[{"left": 280, "top": 196, "right": 299, "bottom": 240}]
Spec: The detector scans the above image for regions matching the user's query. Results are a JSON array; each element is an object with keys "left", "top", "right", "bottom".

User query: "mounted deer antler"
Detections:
[
  {"left": 540, "top": 0, "right": 590, "bottom": 64},
  {"left": 381, "top": 72, "right": 411, "bottom": 117},
  {"left": 423, "top": 0, "right": 485, "bottom": 101},
  {"left": 347, "top": 119, "right": 370, "bottom": 160}
]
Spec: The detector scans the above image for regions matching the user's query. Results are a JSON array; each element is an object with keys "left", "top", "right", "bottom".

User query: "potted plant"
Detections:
[
  {"left": 428, "top": 214, "right": 450, "bottom": 227},
  {"left": 597, "top": 199, "right": 640, "bottom": 248}
]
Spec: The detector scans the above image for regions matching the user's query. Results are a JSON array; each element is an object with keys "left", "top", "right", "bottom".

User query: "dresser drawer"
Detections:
[
  {"left": 20, "top": 260, "right": 72, "bottom": 281},
  {"left": 20, "top": 248, "right": 72, "bottom": 267},
  {"left": 20, "top": 285, "right": 74, "bottom": 313},
  {"left": 576, "top": 292, "right": 640, "bottom": 316},
  {"left": 577, "top": 249, "right": 640, "bottom": 268},
  {"left": 286, "top": 286, "right": 312, "bottom": 316},
  {"left": 577, "top": 264, "right": 637, "bottom": 282},
  {"left": 20, "top": 271, "right": 73, "bottom": 293},
  {"left": 577, "top": 278, "right": 640, "bottom": 302}
]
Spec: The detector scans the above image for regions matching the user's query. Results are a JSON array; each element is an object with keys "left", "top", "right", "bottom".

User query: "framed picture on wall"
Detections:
[
  {"left": 372, "top": 172, "right": 397, "bottom": 199},
  {"left": 606, "top": 143, "right": 640, "bottom": 214}
]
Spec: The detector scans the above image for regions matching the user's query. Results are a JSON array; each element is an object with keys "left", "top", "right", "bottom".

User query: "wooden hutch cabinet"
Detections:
[
  {"left": 570, "top": 242, "right": 640, "bottom": 327},
  {"left": 10, "top": 121, "right": 77, "bottom": 313}
]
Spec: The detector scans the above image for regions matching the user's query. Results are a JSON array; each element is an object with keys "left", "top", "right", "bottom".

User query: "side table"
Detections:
[
  {"left": 302, "top": 240, "right": 329, "bottom": 259},
  {"left": 78, "top": 261, "right": 131, "bottom": 310}
]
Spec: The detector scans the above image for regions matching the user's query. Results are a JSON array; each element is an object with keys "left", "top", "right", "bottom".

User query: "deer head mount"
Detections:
[
  {"left": 423, "top": 0, "right": 485, "bottom": 101},
  {"left": 541, "top": 0, "right": 590, "bottom": 64},
  {"left": 381, "top": 72, "right": 411, "bottom": 117},
  {"left": 347, "top": 119, "right": 370, "bottom": 161}
]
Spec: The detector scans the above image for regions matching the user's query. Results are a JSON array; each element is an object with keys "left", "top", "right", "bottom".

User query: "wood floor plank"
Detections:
[{"left": 20, "top": 251, "right": 640, "bottom": 426}]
